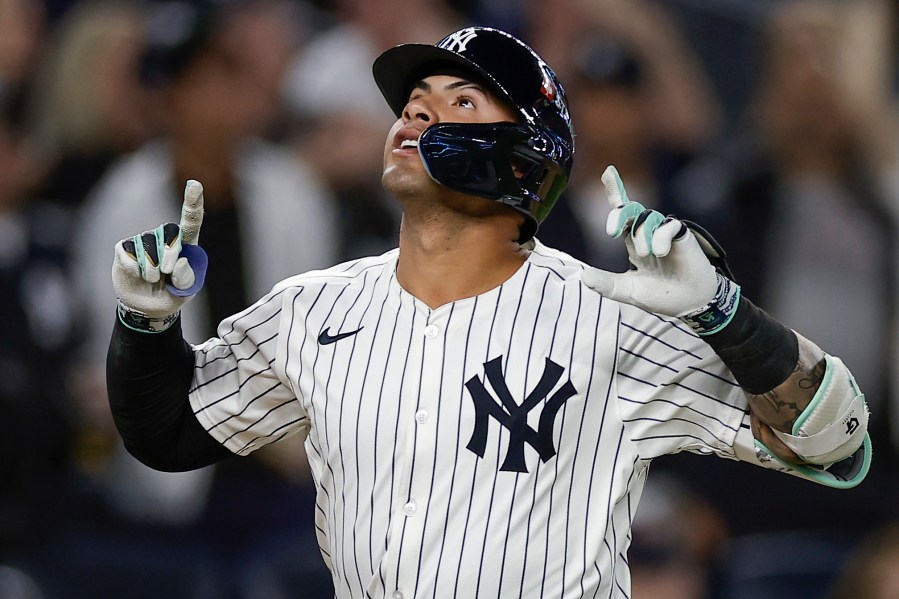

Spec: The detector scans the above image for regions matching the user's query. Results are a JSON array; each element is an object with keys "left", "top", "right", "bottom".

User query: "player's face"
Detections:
[{"left": 382, "top": 73, "right": 518, "bottom": 197}]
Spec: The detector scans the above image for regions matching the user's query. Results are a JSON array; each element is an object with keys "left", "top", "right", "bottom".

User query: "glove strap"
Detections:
[
  {"left": 680, "top": 274, "right": 741, "bottom": 336},
  {"left": 117, "top": 302, "right": 180, "bottom": 334}
]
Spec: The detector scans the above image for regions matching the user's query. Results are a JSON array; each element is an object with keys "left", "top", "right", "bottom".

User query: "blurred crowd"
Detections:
[{"left": 2, "top": 0, "right": 899, "bottom": 597}]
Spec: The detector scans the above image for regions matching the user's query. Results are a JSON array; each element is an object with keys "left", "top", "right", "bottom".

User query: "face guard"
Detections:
[{"left": 417, "top": 122, "right": 571, "bottom": 241}]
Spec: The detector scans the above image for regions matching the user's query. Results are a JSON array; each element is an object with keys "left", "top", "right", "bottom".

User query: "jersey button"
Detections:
[
  {"left": 393, "top": 592, "right": 404, "bottom": 599},
  {"left": 403, "top": 500, "right": 417, "bottom": 516},
  {"left": 415, "top": 409, "right": 428, "bottom": 424},
  {"left": 424, "top": 324, "right": 439, "bottom": 339}
]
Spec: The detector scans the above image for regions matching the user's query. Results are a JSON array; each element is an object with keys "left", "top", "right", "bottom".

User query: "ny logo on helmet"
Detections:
[
  {"left": 441, "top": 28, "right": 478, "bottom": 53},
  {"left": 465, "top": 356, "right": 576, "bottom": 473}
]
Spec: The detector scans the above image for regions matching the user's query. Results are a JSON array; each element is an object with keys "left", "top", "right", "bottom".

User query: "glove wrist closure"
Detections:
[
  {"left": 117, "top": 301, "right": 180, "bottom": 334},
  {"left": 679, "top": 274, "right": 740, "bottom": 336}
]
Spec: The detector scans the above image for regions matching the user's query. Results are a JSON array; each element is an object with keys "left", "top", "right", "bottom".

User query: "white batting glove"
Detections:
[
  {"left": 112, "top": 180, "right": 208, "bottom": 332},
  {"left": 582, "top": 166, "right": 740, "bottom": 335}
]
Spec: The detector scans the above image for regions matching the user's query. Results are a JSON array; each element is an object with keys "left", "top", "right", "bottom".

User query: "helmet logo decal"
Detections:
[
  {"left": 537, "top": 61, "right": 571, "bottom": 131},
  {"left": 440, "top": 28, "right": 478, "bottom": 53},
  {"left": 540, "top": 68, "right": 557, "bottom": 102}
]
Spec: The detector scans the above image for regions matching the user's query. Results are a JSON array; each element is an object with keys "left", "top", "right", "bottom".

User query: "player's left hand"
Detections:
[{"left": 582, "top": 166, "right": 738, "bottom": 335}]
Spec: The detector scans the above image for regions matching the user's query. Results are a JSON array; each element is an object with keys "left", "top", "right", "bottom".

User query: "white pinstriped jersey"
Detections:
[{"left": 189, "top": 240, "right": 767, "bottom": 599}]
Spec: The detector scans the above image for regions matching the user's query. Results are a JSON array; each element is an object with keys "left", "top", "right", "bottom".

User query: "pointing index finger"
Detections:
[
  {"left": 601, "top": 165, "right": 630, "bottom": 209},
  {"left": 602, "top": 166, "right": 644, "bottom": 238},
  {"left": 179, "top": 179, "right": 204, "bottom": 245}
]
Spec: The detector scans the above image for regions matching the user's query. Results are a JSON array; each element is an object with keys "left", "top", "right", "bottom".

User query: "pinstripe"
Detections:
[
  {"left": 573, "top": 294, "right": 603, "bottom": 598},
  {"left": 559, "top": 284, "right": 584, "bottom": 598},
  {"left": 495, "top": 267, "right": 551, "bottom": 597},
  {"left": 394, "top": 303, "right": 428, "bottom": 592},
  {"left": 659, "top": 380, "right": 745, "bottom": 411},
  {"left": 412, "top": 303, "right": 455, "bottom": 597},
  {"left": 475, "top": 263, "right": 530, "bottom": 597},
  {"left": 431, "top": 298, "right": 475, "bottom": 599},
  {"left": 317, "top": 282, "right": 354, "bottom": 593},
  {"left": 620, "top": 321, "right": 703, "bottom": 360},
  {"left": 185, "top": 243, "right": 757, "bottom": 599},
  {"left": 601, "top": 430, "right": 626, "bottom": 599},
  {"left": 619, "top": 396, "right": 738, "bottom": 433},
  {"left": 236, "top": 412, "right": 306, "bottom": 452},
  {"left": 356, "top": 267, "right": 395, "bottom": 587},
  {"left": 195, "top": 288, "right": 289, "bottom": 360},
  {"left": 496, "top": 268, "right": 550, "bottom": 598},
  {"left": 517, "top": 278, "right": 564, "bottom": 599},
  {"left": 538, "top": 282, "right": 584, "bottom": 598},
  {"left": 619, "top": 348, "right": 679, "bottom": 374},
  {"left": 452, "top": 286, "right": 502, "bottom": 599},
  {"left": 621, "top": 415, "right": 726, "bottom": 444},
  {"left": 389, "top": 294, "right": 423, "bottom": 596},
  {"left": 212, "top": 378, "right": 282, "bottom": 432},
  {"left": 373, "top": 274, "right": 406, "bottom": 594},
  {"left": 194, "top": 362, "right": 274, "bottom": 415},
  {"left": 336, "top": 269, "right": 381, "bottom": 596}
]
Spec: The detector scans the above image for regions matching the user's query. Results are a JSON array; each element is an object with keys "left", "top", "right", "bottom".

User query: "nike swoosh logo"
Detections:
[{"left": 318, "top": 327, "right": 363, "bottom": 345}]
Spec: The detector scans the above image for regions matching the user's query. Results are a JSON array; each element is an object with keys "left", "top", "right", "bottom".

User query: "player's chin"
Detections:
[{"left": 381, "top": 163, "right": 433, "bottom": 197}]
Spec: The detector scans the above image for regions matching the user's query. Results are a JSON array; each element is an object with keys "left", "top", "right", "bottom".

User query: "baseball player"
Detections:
[{"left": 106, "top": 27, "right": 871, "bottom": 598}]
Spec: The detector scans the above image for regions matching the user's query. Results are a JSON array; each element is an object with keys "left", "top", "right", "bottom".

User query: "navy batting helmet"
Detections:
[{"left": 372, "top": 27, "right": 575, "bottom": 243}]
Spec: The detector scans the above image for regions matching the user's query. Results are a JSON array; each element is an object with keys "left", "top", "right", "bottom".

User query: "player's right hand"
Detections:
[
  {"left": 582, "top": 166, "right": 739, "bottom": 336},
  {"left": 112, "top": 180, "right": 208, "bottom": 331}
]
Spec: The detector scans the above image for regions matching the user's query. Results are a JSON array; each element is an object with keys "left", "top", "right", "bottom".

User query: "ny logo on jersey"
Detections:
[
  {"left": 440, "top": 28, "right": 478, "bottom": 53},
  {"left": 465, "top": 356, "right": 577, "bottom": 473}
]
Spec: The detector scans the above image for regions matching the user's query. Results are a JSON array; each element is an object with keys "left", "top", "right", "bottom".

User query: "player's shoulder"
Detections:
[
  {"left": 270, "top": 248, "right": 399, "bottom": 294},
  {"left": 528, "top": 238, "right": 594, "bottom": 281}
]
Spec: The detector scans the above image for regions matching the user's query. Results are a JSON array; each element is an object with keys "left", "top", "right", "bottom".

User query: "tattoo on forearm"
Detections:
[
  {"left": 748, "top": 357, "right": 826, "bottom": 432},
  {"left": 756, "top": 389, "right": 804, "bottom": 430},
  {"left": 798, "top": 358, "right": 826, "bottom": 390}
]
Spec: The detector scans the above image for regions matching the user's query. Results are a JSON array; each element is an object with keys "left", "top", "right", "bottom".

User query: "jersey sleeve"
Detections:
[
  {"left": 730, "top": 409, "right": 871, "bottom": 488},
  {"left": 189, "top": 285, "right": 309, "bottom": 456},
  {"left": 614, "top": 302, "right": 750, "bottom": 460},
  {"left": 614, "top": 303, "right": 871, "bottom": 488}
]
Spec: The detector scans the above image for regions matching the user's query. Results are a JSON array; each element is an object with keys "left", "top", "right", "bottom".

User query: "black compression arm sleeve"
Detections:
[
  {"left": 701, "top": 295, "right": 799, "bottom": 395},
  {"left": 106, "top": 316, "right": 234, "bottom": 472}
]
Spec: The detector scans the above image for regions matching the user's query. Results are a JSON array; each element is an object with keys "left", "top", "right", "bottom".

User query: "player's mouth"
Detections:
[{"left": 393, "top": 128, "right": 423, "bottom": 156}]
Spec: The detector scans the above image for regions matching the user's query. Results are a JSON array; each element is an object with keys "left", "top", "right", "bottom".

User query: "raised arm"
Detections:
[
  {"left": 744, "top": 333, "right": 825, "bottom": 463},
  {"left": 106, "top": 181, "right": 232, "bottom": 471},
  {"left": 583, "top": 166, "right": 869, "bottom": 474}
]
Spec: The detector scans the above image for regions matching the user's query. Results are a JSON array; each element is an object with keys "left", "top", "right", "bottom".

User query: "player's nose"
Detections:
[{"left": 402, "top": 98, "right": 434, "bottom": 124}]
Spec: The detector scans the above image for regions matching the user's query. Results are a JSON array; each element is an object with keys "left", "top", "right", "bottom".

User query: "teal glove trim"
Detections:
[
  {"left": 754, "top": 433, "right": 871, "bottom": 489},
  {"left": 609, "top": 201, "right": 646, "bottom": 238},
  {"left": 154, "top": 224, "right": 167, "bottom": 264},
  {"left": 636, "top": 210, "right": 665, "bottom": 254},
  {"left": 132, "top": 233, "right": 148, "bottom": 274}
]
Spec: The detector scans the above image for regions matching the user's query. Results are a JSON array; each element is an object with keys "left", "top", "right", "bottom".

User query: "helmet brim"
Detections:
[{"left": 372, "top": 44, "right": 517, "bottom": 119}]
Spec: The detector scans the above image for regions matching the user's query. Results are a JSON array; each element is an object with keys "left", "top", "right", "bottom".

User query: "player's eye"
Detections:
[{"left": 455, "top": 95, "right": 476, "bottom": 109}]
